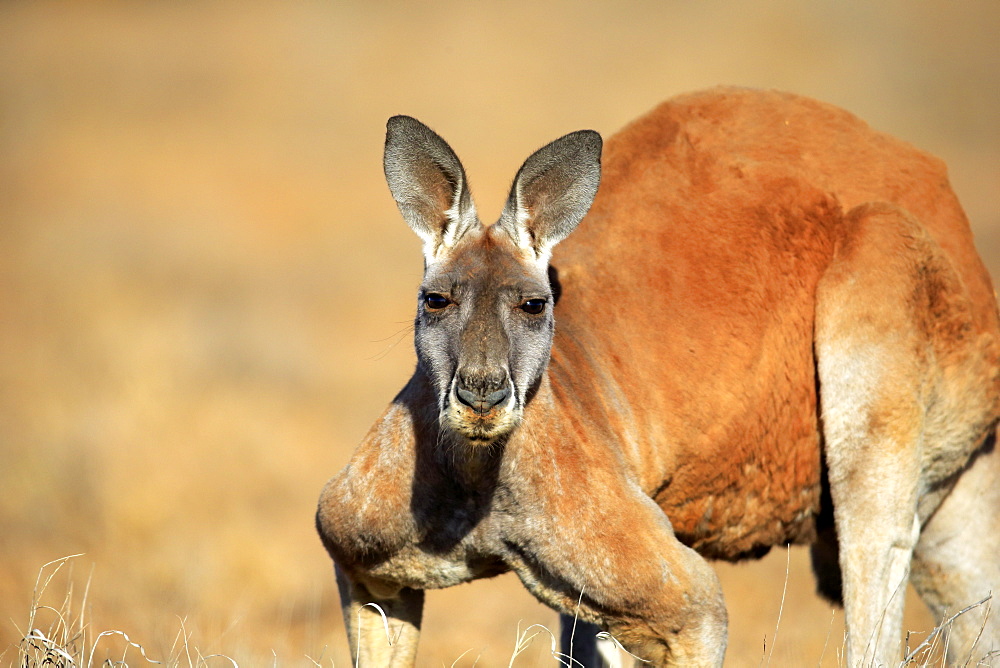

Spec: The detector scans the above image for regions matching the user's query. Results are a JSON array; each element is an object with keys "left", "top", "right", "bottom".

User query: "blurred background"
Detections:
[{"left": 1, "top": 1, "right": 997, "bottom": 665}]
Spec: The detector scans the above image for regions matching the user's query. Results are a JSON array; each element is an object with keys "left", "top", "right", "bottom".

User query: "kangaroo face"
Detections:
[
  {"left": 382, "top": 114, "right": 600, "bottom": 446},
  {"left": 416, "top": 227, "right": 554, "bottom": 444}
]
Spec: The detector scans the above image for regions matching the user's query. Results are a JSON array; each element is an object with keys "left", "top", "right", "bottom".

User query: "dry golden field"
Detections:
[{"left": 1, "top": 2, "right": 998, "bottom": 666}]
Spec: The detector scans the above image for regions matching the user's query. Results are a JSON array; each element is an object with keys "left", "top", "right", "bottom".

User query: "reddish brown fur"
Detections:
[
  {"left": 317, "top": 88, "right": 1000, "bottom": 666},
  {"left": 547, "top": 89, "right": 996, "bottom": 556}
]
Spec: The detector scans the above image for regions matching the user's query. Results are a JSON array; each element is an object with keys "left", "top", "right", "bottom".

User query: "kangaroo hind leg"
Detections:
[
  {"left": 815, "top": 203, "right": 954, "bottom": 667},
  {"left": 911, "top": 433, "right": 1000, "bottom": 664},
  {"left": 560, "top": 615, "right": 622, "bottom": 667}
]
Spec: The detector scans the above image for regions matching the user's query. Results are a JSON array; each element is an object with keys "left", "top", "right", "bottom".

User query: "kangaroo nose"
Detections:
[
  {"left": 456, "top": 385, "right": 511, "bottom": 414},
  {"left": 455, "top": 372, "right": 511, "bottom": 415}
]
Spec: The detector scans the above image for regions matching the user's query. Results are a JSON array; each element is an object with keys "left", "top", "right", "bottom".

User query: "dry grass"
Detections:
[
  {"left": 1, "top": 2, "right": 997, "bottom": 666},
  {"left": 8, "top": 556, "right": 995, "bottom": 667},
  {"left": 10, "top": 556, "right": 246, "bottom": 668},
  {"left": 899, "top": 597, "right": 996, "bottom": 667}
]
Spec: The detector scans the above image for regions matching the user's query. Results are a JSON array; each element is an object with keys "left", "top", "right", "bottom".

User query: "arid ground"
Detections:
[{"left": 1, "top": 2, "right": 997, "bottom": 665}]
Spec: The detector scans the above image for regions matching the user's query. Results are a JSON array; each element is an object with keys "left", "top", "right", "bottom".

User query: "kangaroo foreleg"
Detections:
[{"left": 336, "top": 566, "right": 424, "bottom": 667}]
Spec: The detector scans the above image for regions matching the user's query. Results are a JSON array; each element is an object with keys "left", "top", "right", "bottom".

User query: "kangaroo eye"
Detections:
[
  {"left": 520, "top": 299, "right": 546, "bottom": 315},
  {"left": 424, "top": 293, "right": 451, "bottom": 310}
]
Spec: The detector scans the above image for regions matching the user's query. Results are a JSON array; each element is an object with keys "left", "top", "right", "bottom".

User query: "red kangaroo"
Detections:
[{"left": 317, "top": 88, "right": 1000, "bottom": 666}]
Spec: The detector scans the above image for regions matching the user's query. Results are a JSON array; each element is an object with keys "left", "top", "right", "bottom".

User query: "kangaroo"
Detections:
[{"left": 316, "top": 87, "right": 1000, "bottom": 666}]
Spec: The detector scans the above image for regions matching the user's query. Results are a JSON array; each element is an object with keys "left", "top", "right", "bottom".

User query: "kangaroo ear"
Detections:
[
  {"left": 384, "top": 116, "right": 480, "bottom": 264},
  {"left": 496, "top": 130, "right": 602, "bottom": 265}
]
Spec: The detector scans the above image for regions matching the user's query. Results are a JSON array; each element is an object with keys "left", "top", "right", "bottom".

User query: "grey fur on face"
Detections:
[{"left": 385, "top": 115, "right": 601, "bottom": 445}]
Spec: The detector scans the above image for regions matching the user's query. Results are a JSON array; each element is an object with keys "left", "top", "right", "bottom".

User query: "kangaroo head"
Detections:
[{"left": 383, "top": 116, "right": 601, "bottom": 445}]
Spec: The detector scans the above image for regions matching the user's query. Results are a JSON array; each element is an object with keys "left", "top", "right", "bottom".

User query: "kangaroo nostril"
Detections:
[
  {"left": 455, "top": 386, "right": 479, "bottom": 409},
  {"left": 484, "top": 385, "right": 510, "bottom": 408},
  {"left": 485, "top": 386, "right": 510, "bottom": 410}
]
